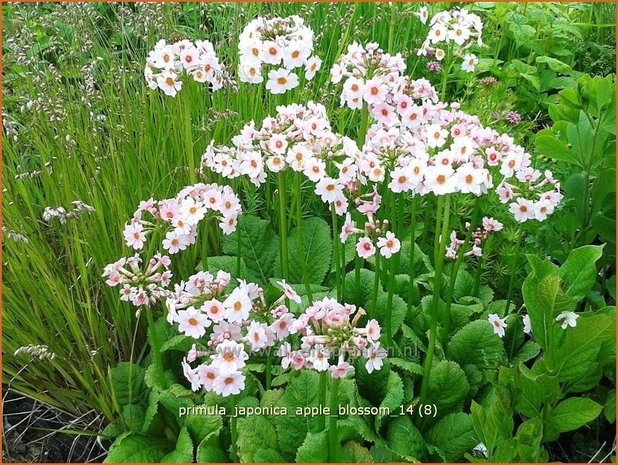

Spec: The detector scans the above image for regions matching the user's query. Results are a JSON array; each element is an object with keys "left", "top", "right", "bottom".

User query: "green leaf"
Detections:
[
  {"left": 160, "top": 334, "right": 193, "bottom": 353},
  {"left": 374, "top": 292, "right": 407, "bottom": 337},
  {"left": 389, "top": 358, "right": 423, "bottom": 376},
  {"left": 375, "top": 371, "right": 405, "bottom": 431},
  {"left": 285, "top": 217, "right": 332, "bottom": 285},
  {"left": 427, "top": 361, "right": 470, "bottom": 414},
  {"left": 343, "top": 441, "right": 374, "bottom": 462},
  {"left": 548, "top": 397, "right": 602, "bottom": 433},
  {"left": 253, "top": 448, "right": 286, "bottom": 462},
  {"left": 161, "top": 427, "right": 194, "bottom": 462},
  {"left": 558, "top": 245, "right": 604, "bottom": 300},
  {"left": 536, "top": 56, "right": 571, "bottom": 73},
  {"left": 199, "top": 255, "right": 258, "bottom": 284},
  {"left": 447, "top": 320, "right": 506, "bottom": 370},
  {"left": 604, "top": 390, "right": 616, "bottom": 423},
  {"left": 236, "top": 415, "right": 278, "bottom": 462},
  {"left": 427, "top": 412, "right": 477, "bottom": 462},
  {"left": 386, "top": 415, "right": 425, "bottom": 461},
  {"left": 295, "top": 431, "right": 329, "bottom": 462},
  {"left": 196, "top": 430, "right": 228, "bottom": 462},
  {"left": 222, "top": 215, "right": 278, "bottom": 284},
  {"left": 535, "top": 132, "right": 579, "bottom": 165},
  {"left": 104, "top": 433, "right": 173, "bottom": 462},
  {"left": 343, "top": 268, "right": 375, "bottom": 307},
  {"left": 111, "top": 362, "right": 146, "bottom": 407},
  {"left": 185, "top": 413, "right": 222, "bottom": 444}
]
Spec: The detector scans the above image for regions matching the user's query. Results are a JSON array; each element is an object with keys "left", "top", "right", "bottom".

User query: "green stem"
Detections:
[
  {"left": 372, "top": 249, "right": 381, "bottom": 315},
  {"left": 182, "top": 96, "right": 196, "bottom": 185},
  {"left": 504, "top": 229, "right": 523, "bottom": 315},
  {"left": 278, "top": 172, "right": 289, "bottom": 281},
  {"left": 319, "top": 371, "right": 327, "bottom": 431},
  {"left": 230, "top": 397, "right": 238, "bottom": 462},
  {"left": 332, "top": 206, "right": 342, "bottom": 300},
  {"left": 328, "top": 377, "right": 341, "bottom": 462},
  {"left": 296, "top": 173, "right": 313, "bottom": 301},
  {"left": 420, "top": 195, "right": 451, "bottom": 401},
  {"left": 265, "top": 349, "right": 272, "bottom": 390},
  {"left": 407, "top": 196, "right": 418, "bottom": 312}
]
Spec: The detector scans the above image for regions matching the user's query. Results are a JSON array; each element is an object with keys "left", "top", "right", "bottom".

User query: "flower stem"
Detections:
[
  {"left": 278, "top": 172, "right": 289, "bottom": 281},
  {"left": 318, "top": 371, "right": 327, "bottom": 431},
  {"left": 230, "top": 396, "right": 238, "bottom": 462},
  {"left": 420, "top": 195, "right": 451, "bottom": 401},
  {"left": 372, "top": 250, "right": 381, "bottom": 316},
  {"left": 181, "top": 96, "right": 196, "bottom": 185},
  {"left": 328, "top": 377, "right": 341, "bottom": 462},
  {"left": 504, "top": 229, "right": 523, "bottom": 315},
  {"left": 265, "top": 349, "right": 272, "bottom": 390},
  {"left": 407, "top": 196, "right": 418, "bottom": 312},
  {"left": 296, "top": 173, "right": 313, "bottom": 301},
  {"left": 145, "top": 310, "right": 166, "bottom": 389},
  {"left": 332, "top": 205, "right": 341, "bottom": 301}
]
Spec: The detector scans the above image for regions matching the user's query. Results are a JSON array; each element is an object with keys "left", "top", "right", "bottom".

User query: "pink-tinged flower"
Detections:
[
  {"left": 163, "top": 230, "right": 188, "bottom": 254},
  {"left": 509, "top": 198, "right": 535, "bottom": 222},
  {"left": 291, "top": 351, "right": 306, "bottom": 370},
  {"left": 372, "top": 103, "right": 396, "bottom": 126},
  {"left": 197, "top": 364, "right": 218, "bottom": 391},
  {"left": 365, "top": 319, "right": 381, "bottom": 342},
  {"left": 488, "top": 313, "right": 507, "bottom": 338},
  {"left": 276, "top": 280, "right": 302, "bottom": 304},
  {"left": 329, "top": 361, "right": 354, "bottom": 379},
  {"left": 223, "top": 287, "right": 252, "bottom": 323},
  {"left": 246, "top": 321, "right": 268, "bottom": 350},
  {"left": 340, "top": 213, "right": 360, "bottom": 243},
  {"left": 365, "top": 344, "right": 386, "bottom": 373},
  {"left": 123, "top": 222, "right": 146, "bottom": 250},
  {"left": 268, "top": 134, "right": 289, "bottom": 155},
  {"left": 278, "top": 342, "right": 293, "bottom": 369},
  {"left": 482, "top": 217, "right": 503, "bottom": 233},
  {"left": 177, "top": 307, "right": 211, "bottom": 339},
  {"left": 219, "top": 215, "right": 238, "bottom": 235},
  {"left": 202, "top": 299, "right": 225, "bottom": 322},
  {"left": 522, "top": 314, "right": 531, "bottom": 335},
  {"left": 556, "top": 311, "right": 578, "bottom": 329},
  {"left": 213, "top": 371, "right": 245, "bottom": 396},
  {"left": 363, "top": 78, "right": 387, "bottom": 105},
  {"left": 356, "top": 237, "right": 376, "bottom": 259},
  {"left": 271, "top": 313, "right": 295, "bottom": 339},
  {"left": 308, "top": 345, "right": 331, "bottom": 372},
  {"left": 187, "top": 343, "right": 200, "bottom": 362},
  {"left": 212, "top": 340, "right": 248, "bottom": 374},
  {"left": 377, "top": 232, "right": 401, "bottom": 258},
  {"left": 315, "top": 177, "right": 343, "bottom": 203}
]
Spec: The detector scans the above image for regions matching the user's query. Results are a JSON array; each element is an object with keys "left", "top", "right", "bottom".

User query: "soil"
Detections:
[{"left": 2, "top": 387, "right": 107, "bottom": 463}]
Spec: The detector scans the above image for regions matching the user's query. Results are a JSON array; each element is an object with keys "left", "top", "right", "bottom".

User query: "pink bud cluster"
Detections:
[
  {"left": 279, "top": 297, "right": 387, "bottom": 378},
  {"left": 102, "top": 253, "right": 172, "bottom": 310}
]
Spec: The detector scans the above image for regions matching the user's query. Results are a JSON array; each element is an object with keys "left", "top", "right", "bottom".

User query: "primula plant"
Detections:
[{"left": 3, "top": 2, "right": 615, "bottom": 464}]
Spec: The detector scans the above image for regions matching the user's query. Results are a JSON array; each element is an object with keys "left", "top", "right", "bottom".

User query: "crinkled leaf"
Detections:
[
  {"left": 427, "top": 360, "right": 470, "bottom": 414},
  {"left": 447, "top": 320, "right": 506, "bottom": 370},
  {"left": 161, "top": 427, "right": 193, "bottom": 463},
  {"left": 427, "top": 412, "right": 477, "bottom": 462},
  {"left": 104, "top": 433, "right": 172, "bottom": 463}
]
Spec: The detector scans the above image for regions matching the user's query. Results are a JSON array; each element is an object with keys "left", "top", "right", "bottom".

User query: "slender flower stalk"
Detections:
[
  {"left": 278, "top": 171, "right": 290, "bottom": 281},
  {"left": 332, "top": 205, "right": 342, "bottom": 300},
  {"left": 296, "top": 173, "right": 313, "bottom": 301},
  {"left": 407, "top": 196, "right": 418, "bottom": 312},
  {"left": 420, "top": 194, "right": 451, "bottom": 401},
  {"left": 504, "top": 227, "right": 523, "bottom": 314},
  {"left": 328, "top": 377, "right": 341, "bottom": 461}
]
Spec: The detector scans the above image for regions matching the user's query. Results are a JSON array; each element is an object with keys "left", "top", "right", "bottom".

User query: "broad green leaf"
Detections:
[
  {"left": 558, "top": 245, "right": 604, "bottom": 300},
  {"left": 375, "top": 371, "right": 405, "bottom": 431},
  {"left": 222, "top": 215, "right": 278, "bottom": 284},
  {"left": 236, "top": 415, "right": 278, "bottom": 462},
  {"left": 285, "top": 217, "right": 332, "bottom": 285},
  {"left": 427, "top": 412, "right": 477, "bottom": 462},
  {"left": 389, "top": 358, "right": 423, "bottom": 376},
  {"left": 427, "top": 360, "right": 470, "bottom": 414},
  {"left": 343, "top": 441, "right": 373, "bottom": 462},
  {"left": 185, "top": 413, "right": 222, "bottom": 444},
  {"left": 374, "top": 292, "right": 407, "bottom": 337},
  {"left": 253, "top": 448, "right": 286, "bottom": 462},
  {"left": 295, "top": 431, "right": 329, "bottom": 462},
  {"left": 196, "top": 430, "right": 228, "bottom": 463},
  {"left": 110, "top": 362, "right": 146, "bottom": 407},
  {"left": 535, "top": 131, "right": 579, "bottom": 165},
  {"left": 447, "top": 320, "right": 506, "bottom": 370},
  {"left": 548, "top": 397, "right": 602, "bottom": 433},
  {"left": 386, "top": 415, "right": 425, "bottom": 461},
  {"left": 536, "top": 56, "right": 571, "bottom": 73},
  {"left": 104, "top": 433, "right": 173, "bottom": 462},
  {"left": 161, "top": 427, "right": 194, "bottom": 463},
  {"left": 343, "top": 268, "right": 376, "bottom": 307},
  {"left": 604, "top": 389, "right": 616, "bottom": 423}
]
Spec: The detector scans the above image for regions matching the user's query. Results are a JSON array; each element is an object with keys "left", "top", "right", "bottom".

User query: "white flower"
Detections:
[
  {"left": 522, "top": 314, "right": 531, "bottom": 334},
  {"left": 177, "top": 307, "right": 211, "bottom": 339},
  {"left": 425, "top": 124, "right": 449, "bottom": 148},
  {"left": 308, "top": 345, "right": 331, "bottom": 372},
  {"left": 202, "top": 299, "right": 225, "bottom": 322},
  {"left": 509, "top": 198, "right": 535, "bottom": 222},
  {"left": 181, "top": 197, "right": 207, "bottom": 225},
  {"left": 213, "top": 371, "right": 245, "bottom": 396},
  {"left": 461, "top": 54, "right": 478, "bottom": 73},
  {"left": 197, "top": 364, "right": 218, "bottom": 391},
  {"left": 315, "top": 177, "right": 343, "bottom": 203},
  {"left": 212, "top": 340, "right": 248, "bottom": 374},
  {"left": 377, "top": 232, "right": 401, "bottom": 258},
  {"left": 304, "top": 56, "right": 322, "bottom": 80},
  {"left": 282, "top": 41, "right": 311, "bottom": 69},
  {"left": 265, "top": 68, "right": 299, "bottom": 94},
  {"left": 365, "top": 319, "right": 381, "bottom": 342},
  {"left": 556, "top": 311, "right": 578, "bottom": 329},
  {"left": 182, "top": 358, "right": 202, "bottom": 391},
  {"left": 272, "top": 313, "right": 294, "bottom": 339},
  {"left": 488, "top": 313, "right": 507, "bottom": 338},
  {"left": 124, "top": 222, "right": 146, "bottom": 250},
  {"left": 365, "top": 344, "right": 386, "bottom": 373},
  {"left": 223, "top": 287, "right": 252, "bottom": 323},
  {"left": 157, "top": 71, "right": 182, "bottom": 97},
  {"left": 163, "top": 230, "right": 188, "bottom": 254},
  {"left": 261, "top": 40, "right": 283, "bottom": 65},
  {"left": 246, "top": 321, "right": 268, "bottom": 350}
]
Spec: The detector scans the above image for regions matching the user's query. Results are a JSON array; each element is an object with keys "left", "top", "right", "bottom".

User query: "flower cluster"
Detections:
[
  {"left": 175, "top": 278, "right": 300, "bottom": 396},
  {"left": 238, "top": 16, "right": 322, "bottom": 93},
  {"left": 145, "top": 39, "right": 228, "bottom": 97},
  {"left": 122, "top": 183, "right": 241, "bottom": 254},
  {"left": 445, "top": 216, "right": 503, "bottom": 259},
  {"left": 417, "top": 8, "right": 483, "bottom": 73},
  {"left": 330, "top": 42, "right": 407, "bottom": 110},
  {"left": 280, "top": 297, "right": 387, "bottom": 377},
  {"left": 103, "top": 253, "right": 172, "bottom": 310}
]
